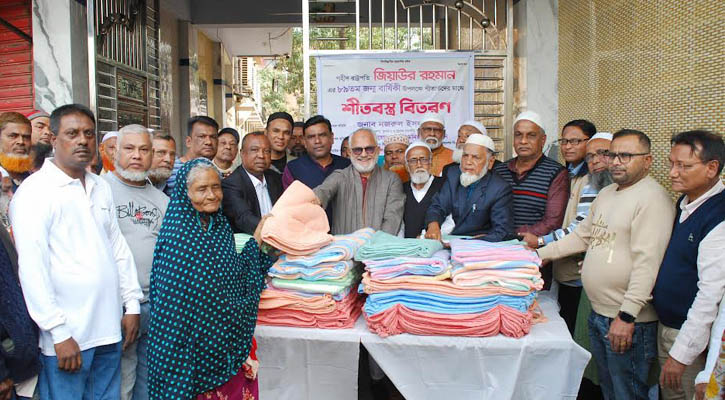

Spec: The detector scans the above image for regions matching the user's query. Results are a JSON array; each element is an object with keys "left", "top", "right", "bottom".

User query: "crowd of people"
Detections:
[{"left": 0, "top": 102, "right": 723, "bottom": 400}]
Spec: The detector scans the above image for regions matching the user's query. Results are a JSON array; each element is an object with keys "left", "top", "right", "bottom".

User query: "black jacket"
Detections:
[{"left": 222, "top": 167, "right": 284, "bottom": 234}]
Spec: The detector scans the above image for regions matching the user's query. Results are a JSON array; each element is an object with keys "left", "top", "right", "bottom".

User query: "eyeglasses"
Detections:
[
  {"left": 420, "top": 127, "right": 444, "bottom": 134},
  {"left": 351, "top": 146, "right": 377, "bottom": 156},
  {"left": 585, "top": 149, "right": 608, "bottom": 162},
  {"left": 406, "top": 157, "right": 431, "bottom": 166},
  {"left": 605, "top": 151, "right": 649, "bottom": 164},
  {"left": 558, "top": 138, "right": 588, "bottom": 146}
]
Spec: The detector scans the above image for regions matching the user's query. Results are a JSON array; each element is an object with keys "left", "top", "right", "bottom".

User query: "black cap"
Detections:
[
  {"left": 218, "top": 127, "right": 240, "bottom": 143},
  {"left": 266, "top": 111, "right": 294, "bottom": 128}
]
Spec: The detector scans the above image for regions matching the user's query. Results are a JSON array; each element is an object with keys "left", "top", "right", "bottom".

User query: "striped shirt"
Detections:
[{"left": 541, "top": 181, "right": 599, "bottom": 245}]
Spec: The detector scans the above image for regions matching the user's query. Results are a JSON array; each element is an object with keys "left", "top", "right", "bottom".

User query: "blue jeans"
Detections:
[
  {"left": 588, "top": 311, "right": 657, "bottom": 400},
  {"left": 121, "top": 302, "right": 150, "bottom": 400},
  {"left": 39, "top": 342, "right": 121, "bottom": 400}
]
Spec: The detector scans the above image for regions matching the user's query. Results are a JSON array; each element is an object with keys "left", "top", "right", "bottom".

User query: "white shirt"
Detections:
[
  {"left": 246, "top": 169, "right": 273, "bottom": 217},
  {"left": 9, "top": 159, "right": 142, "bottom": 356},
  {"left": 696, "top": 292, "right": 725, "bottom": 384},
  {"left": 669, "top": 179, "right": 725, "bottom": 365},
  {"left": 411, "top": 175, "right": 435, "bottom": 203}
]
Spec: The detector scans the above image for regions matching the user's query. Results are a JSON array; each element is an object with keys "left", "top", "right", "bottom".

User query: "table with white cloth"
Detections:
[{"left": 254, "top": 292, "right": 591, "bottom": 400}]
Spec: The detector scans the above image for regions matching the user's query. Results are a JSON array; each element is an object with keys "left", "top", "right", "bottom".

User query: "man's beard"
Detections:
[
  {"left": 460, "top": 168, "right": 487, "bottom": 187},
  {"left": 101, "top": 152, "right": 115, "bottom": 172},
  {"left": 589, "top": 170, "right": 614, "bottom": 191},
  {"left": 452, "top": 146, "right": 463, "bottom": 163},
  {"left": 114, "top": 160, "right": 149, "bottom": 182},
  {"left": 409, "top": 168, "right": 430, "bottom": 185},
  {"left": 0, "top": 153, "right": 32, "bottom": 173},
  {"left": 424, "top": 137, "right": 441, "bottom": 150},
  {"left": 148, "top": 167, "right": 172, "bottom": 181},
  {"left": 351, "top": 157, "right": 376, "bottom": 174}
]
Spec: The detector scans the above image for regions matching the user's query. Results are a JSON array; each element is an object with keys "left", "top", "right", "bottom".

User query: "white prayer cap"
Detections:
[
  {"left": 513, "top": 111, "right": 545, "bottom": 133},
  {"left": 459, "top": 120, "right": 487, "bottom": 136},
  {"left": 590, "top": 131, "right": 613, "bottom": 141},
  {"left": 405, "top": 140, "right": 432, "bottom": 158},
  {"left": 102, "top": 131, "right": 119, "bottom": 143},
  {"left": 383, "top": 134, "right": 410, "bottom": 148},
  {"left": 465, "top": 133, "right": 496, "bottom": 153},
  {"left": 419, "top": 114, "right": 445, "bottom": 127}
]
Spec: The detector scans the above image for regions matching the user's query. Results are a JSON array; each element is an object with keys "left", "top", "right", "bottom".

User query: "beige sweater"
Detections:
[{"left": 538, "top": 175, "right": 675, "bottom": 322}]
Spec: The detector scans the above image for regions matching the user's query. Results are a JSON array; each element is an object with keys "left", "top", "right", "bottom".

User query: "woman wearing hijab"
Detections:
[{"left": 147, "top": 157, "right": 274, "bottom": 400}]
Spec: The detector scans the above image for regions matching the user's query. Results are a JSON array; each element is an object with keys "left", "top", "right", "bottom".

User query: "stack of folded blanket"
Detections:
[
  {"left": 359, "top": 236, "right": 543, "bottom": 338},
  {"left": 255, "top": 228, "right": 375, "bottom": 329}
]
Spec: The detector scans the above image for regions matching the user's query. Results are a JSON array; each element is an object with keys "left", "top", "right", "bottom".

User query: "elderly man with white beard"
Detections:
[
  {"left": 103, "top": 124, "right": 169, "bottom": 400},
  {"left": 400, "top": 141, "right": 447, "bottom": 238},
  {"left": 424, "top": 134, "right": 514, "bottom": 242},
  {"left": 314, "top": 128, "right": 405, "bottom": 235}
]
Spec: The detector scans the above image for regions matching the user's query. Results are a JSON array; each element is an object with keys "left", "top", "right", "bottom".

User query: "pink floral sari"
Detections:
[{"left": 197, "top": 338, "right": 260, "bottom": 400}]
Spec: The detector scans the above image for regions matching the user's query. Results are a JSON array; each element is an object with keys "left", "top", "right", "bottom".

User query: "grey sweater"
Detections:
[{"left": 314, "top": 165, "right": 405, "bottom": 235}]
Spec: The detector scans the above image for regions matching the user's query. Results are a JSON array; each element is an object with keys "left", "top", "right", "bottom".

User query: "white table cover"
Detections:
[
  {"left": 360, "top": 292, "right": 591, "bottom": 399},
  {"left": 254, "top": 292, "right": 590, "bottom": 400},
  {"left": 255, "top": 321, "right": 363, "bottom": 400}
]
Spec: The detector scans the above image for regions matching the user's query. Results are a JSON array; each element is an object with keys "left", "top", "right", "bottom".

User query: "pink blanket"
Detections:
[
  {"left": 360, "top": 272, "right": 536, "bottom": 297},
  {"left": 261, "top": 181, "right": 333, "bottom": 256},
  {"left": 258, "top": 287, "right": 337, "bottom": 314},
  {"left": 257, "top": 290, "right": 363, "bottom": 329},
  {"left": 364, "top": 303, "right": 539, "bottom": 338}
]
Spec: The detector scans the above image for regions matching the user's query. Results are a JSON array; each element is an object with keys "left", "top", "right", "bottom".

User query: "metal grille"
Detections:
[
  {"left": 94, "top": 0, "right": 146, "bottom": 71},
  {"left": 302, "top": 0, "right": 514, "bottom": 157}
]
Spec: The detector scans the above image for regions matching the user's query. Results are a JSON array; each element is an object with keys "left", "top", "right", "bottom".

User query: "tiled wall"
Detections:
[{"left": 558, "top": 0, "right": 724, "bottom": 191}]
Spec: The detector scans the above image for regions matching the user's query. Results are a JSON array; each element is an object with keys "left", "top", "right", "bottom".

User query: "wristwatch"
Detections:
[
  {"left": 537, "top": 237, "right": 545, "bottom": 248},
  {"left": 618, "top": 311, "right": 635, "bottom": 323}
]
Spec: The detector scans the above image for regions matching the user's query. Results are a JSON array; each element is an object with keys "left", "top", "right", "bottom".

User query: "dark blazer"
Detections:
[
  {"left": 222, "top": 167, "right": 283, "bottom": 234},
  {"left": 425, "top": 168, "right": 514, "bottom": 241}
]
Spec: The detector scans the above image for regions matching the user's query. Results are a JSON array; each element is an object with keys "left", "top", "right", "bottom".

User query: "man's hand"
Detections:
[
  {"left": 424, "top": 222, "right": 442, "bottom": 241},
  {"left": 607, "top": 316, "right": 635, "bottom": 353},
  {"left": 121, "top": 314, "right": 140, "bottom": 351},
  {"left": 695, "top": 382, "right": 707, "bottom": 400},
  {"left": 660, "top": 355, "right": 687, "bottom": 391},
  {"left": 519, "top": 232, "right": 539, "bottom": 248},
  {"left": 0, "top": 378, "right": 14, "bottom": 400},
  {"left": 54, "top": 337, "right": 82, "bottom": 372}
]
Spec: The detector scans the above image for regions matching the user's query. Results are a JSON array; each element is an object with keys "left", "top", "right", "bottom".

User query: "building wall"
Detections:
[
  {"left": 196, "top": 30, "right": 217, "bottom": 121},
  {"left": 159, "top": 6, "right": 180, "bottom": 138},
  {"left": 559, "top": 0, "right": 725, "bottom": 190}
]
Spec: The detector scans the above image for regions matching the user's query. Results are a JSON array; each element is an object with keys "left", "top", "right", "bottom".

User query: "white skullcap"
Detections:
[
  {"left": 459, "top": 120, "right": 487, "bottom": 136},
  {"left": 419, "top": 114, "right": 445, "bottom": 126},
  {"left": 383, "top": 134, "right": 410, "bottom": 148},
  {"left": 590, "top": 131, "right": 613, "bottom": 141},
  {"left": 102, "top": 131, "right": 119, "bottom": 143},
  {"left": 404, "top": 140, "right": 432, "bottom": 158},
  {"left": 514, "top": 111, "right": 545, "bottom": 133},
  {"left": 465, "top": 133, "right": 496, "bottom": 153}
]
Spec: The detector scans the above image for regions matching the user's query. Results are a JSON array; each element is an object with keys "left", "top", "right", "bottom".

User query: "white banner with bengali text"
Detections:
[{"left": 316, "top": 52, "right": 475, "bottom": 154}]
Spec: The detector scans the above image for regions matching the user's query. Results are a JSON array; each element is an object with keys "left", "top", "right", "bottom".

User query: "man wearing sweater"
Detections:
[
  {"left": 538, "top": 129, "right": 675, "bottom": 400},
  {"left": 653, "top": 130, "right": 725, "bottom": 400}
]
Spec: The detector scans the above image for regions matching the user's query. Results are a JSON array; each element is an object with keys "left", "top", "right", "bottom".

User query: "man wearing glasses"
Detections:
[
  {"left": 424, "top": 134, "right": 513, "bottom": 242},
  {"left": 538, "top": 129, "right": 674, "bottom": 400},
  {"left": 399, "top": 141, "right": 446, "bottom": 238},
  {"left": 417, "top": 115, "right": 453, "bottom": 176},
  {"left": 313, "top": 128, "right": 404, "bottom": 235}
]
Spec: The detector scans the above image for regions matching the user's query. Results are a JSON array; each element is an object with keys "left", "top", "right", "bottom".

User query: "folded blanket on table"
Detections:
[
  {"left": 364, "top": 303, "right": 535, "bottom": 338},
  {"left": 355, "top": 231, "right": 443, "bottom": 261},
  {"left": 363, "top": 290, "right": 536, "bottom": 315},
  {"left": 234, "top": 233, "right": 254, "bottom": 253},
  {"left": 269, "top": 269, "right": 360, "bottom": 296},
  {"left": 280, "top": 228, "right": 375, "bottom": 266},
  {"left": 261, "top": 181, "right": 333, "bottom": 256},
  {"left": 258, "top": 287, "right": 337, "bottom": 314},
  {"left": 363, "top": 250, "right": 451, "bottom": 279},
  {"left": 269, "top": 260, "right": 353, "bottom": 280},
  {"left": 257, "top": 290, "right": 363, "bottom": 329},
  {"left": 450, "top": 268, "right": 544, "bottom": 291},
  {"left": 450, "top": 238, "right": 540, "bottom": 265},
  {"left": 359, "top": 271, "right": 537, "bottom": 297}
]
